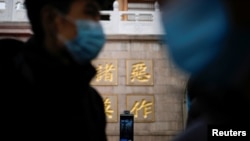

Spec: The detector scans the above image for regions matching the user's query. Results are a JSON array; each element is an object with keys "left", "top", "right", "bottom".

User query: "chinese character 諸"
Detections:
[
  {"left": 130, "top": 62, "right": 151, "bottom": 82},
  {"left": 104, "top": 98, "right": 114, "bottom": 119},
  {"left": 130, "top": 99, "right": 153, "bottom": 118},
  {"left": 96, "top": 63, "right": 115, "bottom": 82}
]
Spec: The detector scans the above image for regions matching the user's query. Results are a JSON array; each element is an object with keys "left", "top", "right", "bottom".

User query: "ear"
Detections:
[{"left": 41, "top": 6, "right": 58, "bottom": 35}]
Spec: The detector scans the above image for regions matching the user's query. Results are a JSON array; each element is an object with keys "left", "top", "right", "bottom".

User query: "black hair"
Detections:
[{"left": 24, "top": 0, "right": 105, "bottom": 40}]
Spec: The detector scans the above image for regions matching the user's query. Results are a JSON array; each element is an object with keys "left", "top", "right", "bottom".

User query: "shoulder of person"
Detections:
[
  {"left": 88, "top": 87, "right": 103, "bottom": 101},
  {"left": 0, "top": 38, "right": 29, "bottom": 80},
  {"left": 0, "top": 38, "right": 25, "bottom": 60}
]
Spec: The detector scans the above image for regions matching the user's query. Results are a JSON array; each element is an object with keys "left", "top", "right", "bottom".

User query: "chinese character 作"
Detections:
[
  {"left": 130, "top": 99, "right": 153, "bottom": 119},
  {"left": 96, "top": 63, "right": 115, "bottom": 82},
  {"left": 104, "top": 98, "right": 114, "bottom": 119},
  {"left": 130, "top": 62, "right": 151, "bottom": 82}
]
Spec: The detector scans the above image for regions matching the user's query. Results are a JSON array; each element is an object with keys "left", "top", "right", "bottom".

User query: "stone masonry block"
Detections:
[
  {"left": 111, "top": 51, "right": 130, "bottom": 59},
  {"left": 93, "top": 86, "right": 114, "bottom": 94}
]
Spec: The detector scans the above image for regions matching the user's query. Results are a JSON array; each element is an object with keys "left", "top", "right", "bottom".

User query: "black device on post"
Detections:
[{"left": 120, "top": 110, "right": 134, "bottom": 141}]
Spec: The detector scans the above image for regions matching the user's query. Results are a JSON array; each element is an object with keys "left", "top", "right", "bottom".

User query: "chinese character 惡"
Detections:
[
  {"left": 130, "top": 99, "right": 153, "bottom": 119},
  {"left": 130, "top": 62, "right": 151, "bottom": 82}
]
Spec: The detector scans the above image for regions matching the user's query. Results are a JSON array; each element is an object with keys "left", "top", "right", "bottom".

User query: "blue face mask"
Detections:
[
  {"left": 161, "top": 0, "right": 230, "bottom": 74},
  {"left": 59, "top": 20, "right": 106, "bottom": 64}
]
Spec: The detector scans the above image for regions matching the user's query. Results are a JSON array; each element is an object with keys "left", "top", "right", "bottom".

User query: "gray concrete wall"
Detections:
[{"left": 93, "top": 35, "right": 189, "bottom": 141}]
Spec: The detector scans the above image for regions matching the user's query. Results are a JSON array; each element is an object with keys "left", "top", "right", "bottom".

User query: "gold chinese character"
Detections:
[
  {"left": 104, "top": 98, "right": 114, "bottom": 119},
  {"left": 130, "top": 62, "right": 151, "bottom": 82},
  {"left": 96, "top": 63, "right": 115, "bottom": 82},
  {"left": 130, "top": 99, "right": 153, "bottom": 119}
]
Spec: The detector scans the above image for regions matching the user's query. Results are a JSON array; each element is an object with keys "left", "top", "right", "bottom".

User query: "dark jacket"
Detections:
[
  {"left": 175, "top": 67, "right": 250, "bottom": 141},
  {"left": 1, "top": 37, "right": 107, "bottom": 140},
  {"left": 173, "top": 31, "right": 250, "bottom": 141}
]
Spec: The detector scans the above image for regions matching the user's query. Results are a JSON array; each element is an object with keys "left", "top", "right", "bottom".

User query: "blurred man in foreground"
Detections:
[
  {"left": 158, "top": 0, "right": 250, "bottom": 140},
  {"left": 1, "top": 0, "right": 107, "bottom": 140}
]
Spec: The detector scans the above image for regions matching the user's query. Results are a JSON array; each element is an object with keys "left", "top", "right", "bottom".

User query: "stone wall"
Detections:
[
  {"left": 94, "top": 35, "right": 189, "bottom": 141},
  {"left": 0, "top": 23, "right": 189, "bottom": 141}
]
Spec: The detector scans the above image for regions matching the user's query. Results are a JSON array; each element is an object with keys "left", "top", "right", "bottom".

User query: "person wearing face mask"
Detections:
[
  {"left": 158, "top": 0, "right": 250, "bottom": 140},
  {"left": 0, "top": 0, "right": 107, "bottom": 140}
]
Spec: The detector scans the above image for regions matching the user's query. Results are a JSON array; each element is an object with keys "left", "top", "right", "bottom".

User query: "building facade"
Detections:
[{"left": 0, "top": 0, "right": 189, "bottom": 141}]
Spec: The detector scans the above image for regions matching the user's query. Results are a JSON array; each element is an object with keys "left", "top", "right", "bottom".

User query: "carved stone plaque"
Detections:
[
  {"left": 91, "top": 59, "right": 118, "bottom": 86},
  {"left": 101, "top": 94, "right": 118, "bottom": 123},
  {"left": 126, "top": 94, "right": 155, "bottom": 122},
  {"left": 126, "top": 59, "right": 153, "bottom": 85}
]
